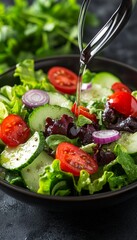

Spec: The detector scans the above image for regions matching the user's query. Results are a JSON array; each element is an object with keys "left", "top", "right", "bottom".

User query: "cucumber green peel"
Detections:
[
  {"left": 92, "top": 72, "right": 121, "bottom": 89},
  {"left": 21, "top": 151, "right": 53, "bottom": 192},
  {"left": 28, "top": 104, "right": 74, "bottom": 132},
  {"left": 0, "top": 131, "right": 45, "bottom": 170}
]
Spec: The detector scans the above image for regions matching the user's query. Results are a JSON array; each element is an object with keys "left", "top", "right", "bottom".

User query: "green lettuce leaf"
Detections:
[
  {"left": 14, "top": 59, "right": 55, "bottom": 91},
  {"left": 76, "top": 115, "right": 92, "bottom": 127},
  {"left": 0, "top": 59, "right": 56, "bottom": 116},
  {"left": 82, "top": 69, "right": 95, "bottom": 83},
  {"left": 46, "top": 134, "right": 78, "bottom": 151},
  {"left": 76, "top": 169, "right": 113, "bottom": 194},
  {"left": 0, "top": 102, "right": 8, "bottom": 123},
  {"left": 115, "top": 144, "right": 137, "bottom": 182},
  {"left": 38, "top": 159, "right": 74, "bottom": 196},
  {"left": 5, "top": 170, "right": 25, "bottom": 187},
  {"left": 0, "top": 0, "right": 99, "bottom": 73}
]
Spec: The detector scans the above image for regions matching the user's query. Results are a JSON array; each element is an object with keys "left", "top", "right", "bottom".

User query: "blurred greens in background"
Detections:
[{"left": 0, "top": 0, "right": 99, "bottom": 74}]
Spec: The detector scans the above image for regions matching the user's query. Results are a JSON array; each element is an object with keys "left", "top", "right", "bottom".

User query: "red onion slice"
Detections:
[
  {"left": 92, "top": 130, "right": 120, "bottom": 144},
  {"left": 22, "top": 89, "right": 49, "bottom": 108},
  {"left": 81, "top": 83, "right": 92, "bottom": 91}
]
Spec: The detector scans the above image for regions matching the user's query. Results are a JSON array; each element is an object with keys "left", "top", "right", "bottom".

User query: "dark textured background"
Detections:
[{"left": 1, "top": 1, "right": 137, "bottom": 240}]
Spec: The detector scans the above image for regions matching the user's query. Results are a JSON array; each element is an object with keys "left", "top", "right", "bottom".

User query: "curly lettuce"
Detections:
[{"left": 38, "top": 144, "right": 137, "bottom": 196}]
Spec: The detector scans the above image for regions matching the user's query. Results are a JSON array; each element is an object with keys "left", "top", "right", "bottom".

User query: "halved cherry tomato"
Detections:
[
  {"left": 111, "top": 82, "right": 131, "bottom": 93},
  {"left": 0, "top": 114, "right": 30, "bottom": 147},
  {"left": 56, "top": 142, "right": 98, "bottom": 176},
  {"left": 0, "top": 124, "right": 2, "bottom": 139},
  {"left": 108, "top": 91, "right": 137, "bottom": 117},
  {"left": 48, "top": 66, "right": 78, "bottom": 94},
  {"left": 71, "top": 102, "right": 97, "bottom": 123}
]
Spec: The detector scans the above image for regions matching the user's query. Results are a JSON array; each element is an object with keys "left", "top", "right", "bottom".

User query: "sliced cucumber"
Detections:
[
  {"left": 28, "top": 104, "right": 74, "bottom": 132},
  {"left": 21, "top": 151, "right": 53, "bottom": 192},
  {"left": 81, "top": 84, "right": 112, "bottom": 103},
  {"left": 0, "top": 131, "right": 45, "bottom": 170},
  {"left": 92, "top": 72, "right": 121, "bottom": 89},
  {"left": 117, "top": 132, "right": 137, "bottom": 154},
  {"left": 48, "top": 92, "right": 73, "bottom": 109}
]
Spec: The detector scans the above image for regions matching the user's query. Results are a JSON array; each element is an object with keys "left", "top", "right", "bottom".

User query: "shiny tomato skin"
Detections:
[
  {"left": 0, "top": 124, "right": 2, "bottom": 139},
  {"left": 71, "top": 103, "right": 97, "bottom": 123},
  {"left": 111, "top": 82, "right": 131, "bottom": 93},
  {"left": 0, "top": 114, "right": 30, "bottom": 147},
  {"left": 48, "top": 66, "right": 78, "bottom": 94},
  {"left": 108, "top": 91, "right": 137, "bottom": 117},
  {"left": 56, "top": 142, "right": 98, "bottom": 176}
]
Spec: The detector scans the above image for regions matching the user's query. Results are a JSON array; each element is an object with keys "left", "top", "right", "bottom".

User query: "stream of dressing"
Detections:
[{"left": 75, "top": 0, "right": 90, "bottom": 111}]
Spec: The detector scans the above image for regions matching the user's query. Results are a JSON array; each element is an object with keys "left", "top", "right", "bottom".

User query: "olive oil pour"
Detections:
[
  {"left": 75, "top": 61, "right": 86, "bottom": 110},
  {"left": 75, "top": 0, "right": 90, "bottom": 112},
  {"left": 75, "top": 0, "right": 134, "bottom": 113}
]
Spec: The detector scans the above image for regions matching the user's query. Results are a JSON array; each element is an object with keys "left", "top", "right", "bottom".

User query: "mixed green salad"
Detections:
[
  {"left": 0, "top": 0, "right": 98, "bottom": 74},
  {"left": 1, "top": 59, "right": 137, "bottom": 196}
]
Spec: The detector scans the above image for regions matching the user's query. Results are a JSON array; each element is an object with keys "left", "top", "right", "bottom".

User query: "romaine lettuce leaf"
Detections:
[
  {"left": 0, "top": 102, "right": 8, "bottom": 123},
  {"left": 115, "top": 144, "right": 137, "bottom": 182},
  {"left": 76, "top": 169, "right": 113, "bottom": 194},
  {"left": 38, "top": 159, "right": 74, "bottom": 196},
  {"left": 0, "top": 59, "right": 56, "bottom": 117},
  {"left": 14, "top": 59, "right": 55, "bottom": 91},
  {"left": 38, "top": 144, "right": 137, "bottom": 196},
  {"left": 108, "top": 175, "right": 128, "bottom": 191}
]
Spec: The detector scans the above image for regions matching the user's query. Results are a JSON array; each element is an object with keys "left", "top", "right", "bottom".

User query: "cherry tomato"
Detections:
[
  {"left": 0, "top": 124, "right": 2, "bottom": 139},
  {"left": 0, "top": 114, "right": 30, "bottom": 147},
  {"left": 71, "top": 102, "right": 97, "bottom": 123},
  {"left": 48, "top": 66, "right": 78, "bottom": 94},
  {"left": 111, "top": 82, "right": 131, "bottom": 93},
  {"left": 56, "top": 142, "right": 98, "bottom": 176},
  {"left": 108, "top": 91, "right": 137, "bottom": 117}
]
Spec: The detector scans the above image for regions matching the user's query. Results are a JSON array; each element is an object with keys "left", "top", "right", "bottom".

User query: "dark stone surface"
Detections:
[
  {"left": 1, "top": 1, "right": 137, "bottom": 239},
  {"left": 87, "top": 0, "right": 137, "bottom": 68}
]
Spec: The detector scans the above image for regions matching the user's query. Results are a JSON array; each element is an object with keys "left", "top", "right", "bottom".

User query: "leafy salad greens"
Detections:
[
  {"left": 1, "top": 59, "right": 137, "bottom": 197},
  {"left": 0, "top": 0, "right": 99, "bottom": 74}
]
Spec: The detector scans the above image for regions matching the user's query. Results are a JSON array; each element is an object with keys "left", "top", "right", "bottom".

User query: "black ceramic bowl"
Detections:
[{"left": 1, "top": 55, "right": 137, "bottom": 211}]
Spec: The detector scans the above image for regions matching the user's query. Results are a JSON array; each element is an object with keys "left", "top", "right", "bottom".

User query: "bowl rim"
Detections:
[
  {"left": 1, "top": 54, "right": 137, "bottom": 202},
  {"left": 1, "top": 177, "right": 137, "bottom": 202},
  {"left": 1, "top": 54, "right": 137, "bottom": 77}
]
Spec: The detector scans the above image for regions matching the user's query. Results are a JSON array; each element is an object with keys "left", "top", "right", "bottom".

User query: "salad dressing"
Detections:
[
  {"left": 75, "top": 0, "right": 135, "bottom": 112},
  {"left": 75, "top": 0, "right": 90, "bottom": 112},
  {"left": 75, "top": 61, "right": 86, "bottom": 111}
]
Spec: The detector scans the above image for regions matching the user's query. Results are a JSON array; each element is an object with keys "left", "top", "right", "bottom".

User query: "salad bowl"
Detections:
[{"left": 1, "top": 55, "right": 137, "bottom": 212}]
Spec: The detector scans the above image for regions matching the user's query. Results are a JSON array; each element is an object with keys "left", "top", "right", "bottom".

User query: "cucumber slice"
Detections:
[
  {"left": 92, "top": 72, "right": 121, "bottom": 89},
  {"left": 21, "top": 151, "right": 53, "bottom": 192},
  {"left": 81, "top": 84, "right": 112, "bottom": 103},
  {"left": 28, "top": 104, "right": 74, "bottom": 132},
  {"left": 0, "top": 131, "right": 45, "bottom": 170},
  {"left": 117, "top": 132, "right": 137, "bottom": 154},
  {"left": 48, "top": 92, "right": 73, "bottom": 109}
]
